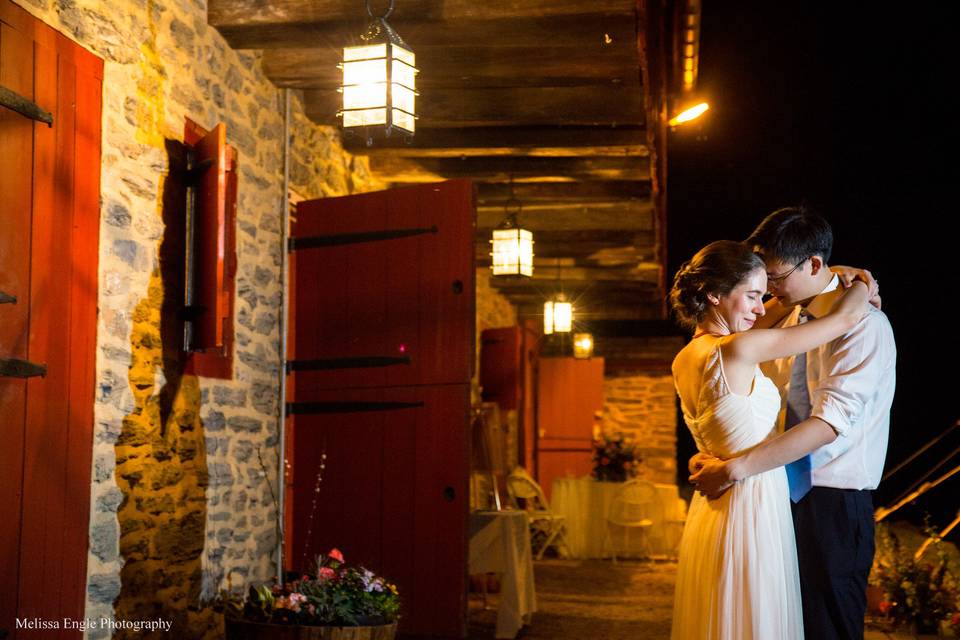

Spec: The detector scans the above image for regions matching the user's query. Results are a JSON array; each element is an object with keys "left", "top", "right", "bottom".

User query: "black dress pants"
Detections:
[{"left": 791, "top": 487, "right": 875, "bottom": 640}]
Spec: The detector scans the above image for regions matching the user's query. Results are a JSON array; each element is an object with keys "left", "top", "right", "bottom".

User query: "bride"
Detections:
[{"left": 668, "top": 240, "right": 868, "bottom": 639}]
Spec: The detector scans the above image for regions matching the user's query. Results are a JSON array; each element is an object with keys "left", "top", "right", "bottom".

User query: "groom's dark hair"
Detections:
[{"left": 746, "top": 205, "right": 833, "bottom": 265}]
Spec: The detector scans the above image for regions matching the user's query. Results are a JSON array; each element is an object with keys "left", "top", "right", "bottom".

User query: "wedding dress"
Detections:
[{"left": 671, "top": 341, "right": 803, "bottom": 639}]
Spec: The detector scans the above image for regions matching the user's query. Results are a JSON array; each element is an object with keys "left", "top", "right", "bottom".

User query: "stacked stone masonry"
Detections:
[
  {"left": 602, "top": 373, "right": 678, "bottom": 485},
  {"left": 12, "top": 1, "right": 383, "bottom": 637}
]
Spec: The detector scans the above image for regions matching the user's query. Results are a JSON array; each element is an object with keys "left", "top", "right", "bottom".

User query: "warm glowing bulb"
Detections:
[
  {"left": 573, "top": 333, "right": 593, "bottom": 359},
  {"left": 668, "top": 102, "right": 709, "bottom": 126}
]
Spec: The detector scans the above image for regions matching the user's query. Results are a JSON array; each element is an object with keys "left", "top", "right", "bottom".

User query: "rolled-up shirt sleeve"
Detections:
[{"left": 810, "top": 316, "right": 888, "bottom": 438}]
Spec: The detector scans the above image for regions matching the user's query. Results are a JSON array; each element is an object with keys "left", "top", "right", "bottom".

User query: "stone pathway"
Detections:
[
  {"left": 468, "top": 559, "right": 674, "bottom": 640},
  {"left": 467, "top": 558, "right": 919, "bottom": 640}
]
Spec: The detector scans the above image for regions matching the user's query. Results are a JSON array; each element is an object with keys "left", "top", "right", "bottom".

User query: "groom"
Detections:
[{"left": 691, "top": 206, "right": 897, "bottom": 640}]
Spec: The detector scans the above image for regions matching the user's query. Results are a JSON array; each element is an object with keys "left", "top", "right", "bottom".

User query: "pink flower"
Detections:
[
  {"left": 328, "top": 548, "right": 345, "bottom": 563},
  {"left": 318, "top": 567, "right": 336, "bottom": 581}
]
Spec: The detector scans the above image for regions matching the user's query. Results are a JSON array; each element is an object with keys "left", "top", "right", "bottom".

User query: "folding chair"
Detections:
[
  {"left": 506, "top": 467, "right": 568, "bottom": 560},
  {"left": 604, "top": 479, "right": 658, "bottom": 563}
]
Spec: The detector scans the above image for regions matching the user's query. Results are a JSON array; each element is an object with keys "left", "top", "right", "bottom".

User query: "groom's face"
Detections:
[{"left": 762, "top": 255, "right": 811, "bottom": 305}]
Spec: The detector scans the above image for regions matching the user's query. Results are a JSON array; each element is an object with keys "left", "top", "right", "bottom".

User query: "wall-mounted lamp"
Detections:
[
  {"left": 340, "top": 0, "right": 418, "bottom": 145},
  {"left": 668, "top": 101, "right": 709, "bottom": 127}
]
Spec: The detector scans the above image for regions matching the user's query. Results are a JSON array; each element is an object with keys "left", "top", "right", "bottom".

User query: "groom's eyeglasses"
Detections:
[{"left": 766, "top": 257, "right": 809, "bottom": 284}]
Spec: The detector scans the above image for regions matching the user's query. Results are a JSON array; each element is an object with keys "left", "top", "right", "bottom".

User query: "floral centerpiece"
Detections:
[
  {"left": 220, "top": 548, "right": 400, "bottom": 639},
  {"left": 591, "top": 431, "right": 641, "bottom": 482},
  {"left": 871, "top": 523, "right": 957, "bottom": 635}
]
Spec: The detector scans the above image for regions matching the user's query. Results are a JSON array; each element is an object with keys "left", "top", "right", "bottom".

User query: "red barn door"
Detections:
[
  {"left": 536, "top": 357, "right": 605, "bottom": 500},
  {"left": 288, "top": 180, "right": 475, "bottom": 638},
  {"left": 1, "top": 1, "right": 102, "bottom": 637}
]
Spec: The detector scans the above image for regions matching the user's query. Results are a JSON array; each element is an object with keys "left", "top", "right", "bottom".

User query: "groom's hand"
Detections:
[{"left": 690, "top": 457, "right": 735, "bottom": 499}]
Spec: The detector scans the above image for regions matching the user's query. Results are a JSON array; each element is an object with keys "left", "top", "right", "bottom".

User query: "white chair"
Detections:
[
  {"left": 506, "top": 467, "right": 568, "bottom": 560},
  {"left": 604, "top": 479, "right": 658, "bottom": 563},
  {"left": 663, "top": 497, "right": 687, "bottom": 560}
]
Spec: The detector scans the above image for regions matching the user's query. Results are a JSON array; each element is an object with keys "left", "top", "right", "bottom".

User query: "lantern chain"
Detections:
[{"left": 364, "top": 0, "right": 395, "bottom": 19}]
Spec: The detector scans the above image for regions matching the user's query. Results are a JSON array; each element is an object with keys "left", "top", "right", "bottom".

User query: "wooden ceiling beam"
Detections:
[
  {"left": 476, "top": 181, "right": 650, "bottom": 203},
  {"left": 515, "top": 304, "right": 663, "bottom": 322},
  {"left": 212, "top": 17, "right": 636, "bottom": 50},
  {"left": 303, "top": 86, "right": 644, "bottom": 127},
  {"left": 262, "top": 45, "right": 638, "bottom": 90},
  {"left": 343, "top": 126, "right": 648, "bottom": 154},
  {"left": 477, "top": 201, "right": 654, "bottom": 232},
  {"left": 209, "top": 1, "right": 638, "bottom": 49},
  {"left": 367, "top": 155, "right": 649, "bottom": 183},
  {"left": 209, "top": 0, "right": 637, "bottom": 25},
  {"left": 479, "top": 264, "right": 660, "bottom": 284}
]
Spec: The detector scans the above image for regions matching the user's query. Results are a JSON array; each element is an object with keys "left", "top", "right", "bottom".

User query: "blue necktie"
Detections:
[{"left": 785, "top": 313, "right": 813, "bottom": 502}]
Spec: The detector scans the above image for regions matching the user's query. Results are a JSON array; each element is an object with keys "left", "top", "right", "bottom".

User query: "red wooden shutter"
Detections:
[{"left": 192, "top": 122, "right": 227, "bottom": 349}]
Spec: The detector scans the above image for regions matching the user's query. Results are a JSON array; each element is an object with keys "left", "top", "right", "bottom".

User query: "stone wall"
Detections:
[
  {"left": 597, "top": 336, "right": 684, "bottom": 485},
  {"left": 475, "top": 268, "right": 517, "bottom": 334},
  {"left": 602, "top": 372, "right": 678, "bottom": 484},
  {"left": 11, "top": 1, "right": 382, "bottom": 637}
]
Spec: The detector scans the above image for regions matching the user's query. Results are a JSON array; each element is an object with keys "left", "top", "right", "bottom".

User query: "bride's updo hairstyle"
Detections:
[{"left": 670, "top": 240, "right": 765, "bottom": 330}]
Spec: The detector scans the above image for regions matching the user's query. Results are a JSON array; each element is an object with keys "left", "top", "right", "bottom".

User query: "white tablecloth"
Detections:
[
  {"left": 550, "top": 477, "right": 686, "bottom": 558},
  {"left": 469, "top": 510, "right": 537, "bottom": 638}
]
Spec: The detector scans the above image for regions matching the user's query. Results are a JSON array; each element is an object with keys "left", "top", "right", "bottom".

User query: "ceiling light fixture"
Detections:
[{"left": 339, "top": 0, "right": 418, "bottom": 145}]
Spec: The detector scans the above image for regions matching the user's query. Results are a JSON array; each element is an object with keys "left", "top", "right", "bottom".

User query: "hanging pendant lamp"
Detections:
[{"left": 340, "top": 0, "right": 418, "bottom": 145}]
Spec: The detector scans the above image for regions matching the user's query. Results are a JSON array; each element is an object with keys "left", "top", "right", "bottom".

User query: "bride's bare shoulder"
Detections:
[{"left": 672, "top": 340, "right": 712, "bottom": 377}]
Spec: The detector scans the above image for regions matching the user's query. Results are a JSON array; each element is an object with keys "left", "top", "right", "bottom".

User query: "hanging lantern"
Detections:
[
  {"left": 490, "top": 180, "right": 533, "bottom": 277},
  {"left": 543, "top": 298, "right": 573, "bottom": 335},
  {"left": 573, "top": 333, "right": 594, "bottom": 359},
  {"left": 340, "top": 0, "right": 417, "bottom": 144},
  {"left": 491, "top": 225, "right": 534, "bottom": 276},
  {"left": 490, "top": 200, "right": 533, "bottom": 277}
]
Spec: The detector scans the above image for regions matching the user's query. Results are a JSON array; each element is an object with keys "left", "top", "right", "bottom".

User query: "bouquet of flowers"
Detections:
[
  {"left": 591, "top": 431, "right": 641, "bottom": 482},
  {"left": 221, "top": 548, "right": 400, "bottom": 627},
  {"left": 872, "top": 523, "right": 957, "bottom": 634}
]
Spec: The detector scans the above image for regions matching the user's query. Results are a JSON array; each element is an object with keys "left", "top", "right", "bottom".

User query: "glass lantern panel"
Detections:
[
  {"left": 343, "top": 83, "right": 388, "bottom": 110},
  {"left": 343, "top": 58, "right": 387, "bottom": 86},
  {"left": 392, "top": 108, "right": 415, "bottom": 133},
  {"left": 518, "top": 229, "right": 534, "bottom": 276},
  {"left": 543, "top": 301, "right": 554, "bottom": 335},
  {"left": 553, "top": 302, "right": 573, "bottom": 333},
  {"left": 491, "top": 229, "right": 521, "bottom": 275},
  {"left": 392, "top": 60, "right": 417, "bottom": 89},
  {"left": 343, "top": 43, "right": 386, "bottom": 62},
  {"left": 392, "top": 45, "right": 415, "bottom": 67},
  {"left": 343, "top": 108, "right": 387, "bottom": 128},
  {"left": 392, "top": 84, "right": 416, "bottom": 114}
]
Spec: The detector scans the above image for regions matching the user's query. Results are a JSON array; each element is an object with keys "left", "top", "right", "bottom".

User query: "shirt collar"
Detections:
[{"left": 803, "top": 274, "right": 841, "bottom": 319}]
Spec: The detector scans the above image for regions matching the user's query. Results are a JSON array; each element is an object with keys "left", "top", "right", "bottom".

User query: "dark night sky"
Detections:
[{"left": 667, "top": 2, "right": 958, "bottom": 526}]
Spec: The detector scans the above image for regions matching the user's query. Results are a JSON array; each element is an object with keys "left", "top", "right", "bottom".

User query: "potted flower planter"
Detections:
[
  {"left": 219, "top": 549, "right": 400, "bottom": 640},
  {"left": 226, "top": 618, "right": 397, "bottom": 640}
]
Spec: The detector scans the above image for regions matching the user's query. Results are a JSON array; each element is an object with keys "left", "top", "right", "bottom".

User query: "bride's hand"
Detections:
[
  {"left": 832, "top": 265, "right": 881, "bottom": 309},
  {"left": 688, "top": 452, "right": 714, "bottom": 475},
  {"left": 689, "top": 457, "right": 736, "bottom": 499}
]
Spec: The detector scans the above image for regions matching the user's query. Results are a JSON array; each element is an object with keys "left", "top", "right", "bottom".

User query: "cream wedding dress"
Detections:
[{"left": 671, "top": 341, "right": 803, "bottom": 639}]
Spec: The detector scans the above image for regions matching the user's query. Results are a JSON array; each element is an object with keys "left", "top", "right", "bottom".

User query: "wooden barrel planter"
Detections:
[{"left": 225, "top": 619, "right": 397, "bottom": 640}]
